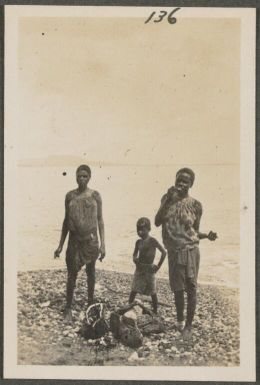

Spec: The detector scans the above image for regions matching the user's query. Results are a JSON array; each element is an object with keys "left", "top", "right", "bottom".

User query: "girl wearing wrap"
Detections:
[
  {"left": 54, "top": 165, "right": 105, "bottom": 322},
  {"left": 155, "top": 168, "right": 217, "bottom": 338}
]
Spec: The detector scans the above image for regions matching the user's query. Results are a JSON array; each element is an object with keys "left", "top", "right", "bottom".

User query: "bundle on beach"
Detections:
[
  {"left": 79, "top": 303, "right": 109, "bottom": 340},
  {"left": 110, "top": 301, "right": 165, "bottom": 348}
]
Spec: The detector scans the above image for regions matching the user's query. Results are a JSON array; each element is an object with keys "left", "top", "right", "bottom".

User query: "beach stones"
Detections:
[
  {"left": 17, "top": 269, "right": 240, "bottom": 367},
  {"left": 159, "top": 339, "right": 172, "bottom": 349},
  {"left": 171, "top": 346, "right": 179, "bottom": 354},
  {"left": 128, "top": 351, "right": 144, "bottom": 362}
]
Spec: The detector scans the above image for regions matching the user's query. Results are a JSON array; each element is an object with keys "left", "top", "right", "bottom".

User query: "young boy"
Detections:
[{"left": 129, "top": 217, "right": 166, "bottom": 314}]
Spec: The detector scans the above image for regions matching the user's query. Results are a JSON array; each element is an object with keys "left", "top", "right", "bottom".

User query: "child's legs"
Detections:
[
  {"left": 129, "top": 291, "right": 137, "bottom": 304},
  {"left": 85, "top": 260, "right": 96, "bottom": 303},
  {"left": 66, "top": 270, "right": 78, "bottom": 308},
  {"left": 151, "top": 293, "right": 158, "bottom": 313}
]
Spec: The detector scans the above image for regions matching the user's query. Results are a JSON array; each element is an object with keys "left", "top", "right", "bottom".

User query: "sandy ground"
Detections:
[{"left": 17, "top": 268, "right": 239, "bottom": 366}]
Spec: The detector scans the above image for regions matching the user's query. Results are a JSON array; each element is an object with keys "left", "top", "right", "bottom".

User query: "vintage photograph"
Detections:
[{"left": 4, "top": 5, "right": 255, "bottom": 381}]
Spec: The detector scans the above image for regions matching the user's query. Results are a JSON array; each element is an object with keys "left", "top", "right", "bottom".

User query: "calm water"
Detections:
[{"left": 17, "top": 164, "right": 240, "bottom": 287}]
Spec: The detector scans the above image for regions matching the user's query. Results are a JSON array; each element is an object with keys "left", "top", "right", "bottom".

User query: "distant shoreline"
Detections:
[{"left": 18, "top": 161, "right": 240, "bottom": 168}]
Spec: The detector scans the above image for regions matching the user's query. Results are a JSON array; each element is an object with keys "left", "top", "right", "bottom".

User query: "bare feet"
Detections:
[
  {"left": 176, "top": 320, "right": 185, "bottom": 332},
  {"left": 64, "top": 307, "right": 73, "bottom": 322},
  {"left": 182, "top": 325, "right": 192, "bottom": 340}
]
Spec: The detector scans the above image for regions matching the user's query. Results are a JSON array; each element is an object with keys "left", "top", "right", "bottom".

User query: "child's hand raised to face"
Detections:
[{"left": 208, "top": 231, "right": 218, "bottom": 241}]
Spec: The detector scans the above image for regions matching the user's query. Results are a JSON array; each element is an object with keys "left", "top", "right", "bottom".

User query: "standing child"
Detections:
[{"left": 129, "top": 217, "right": 166, "bottom": 314}]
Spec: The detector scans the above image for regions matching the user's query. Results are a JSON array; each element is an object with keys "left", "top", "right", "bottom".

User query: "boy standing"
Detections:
[{"left": 129, "top": 217, "right": 166, "bottom": 314}]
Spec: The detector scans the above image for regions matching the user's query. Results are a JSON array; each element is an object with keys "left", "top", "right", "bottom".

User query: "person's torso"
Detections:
[
  {"left": 137, "top": 237, "right": 156, "bottom": 265},
  {"left": 162, "top": 196, "right": 200, "bottom": 250},
  {"left": 67, "top": 189, "right": 98, "bottom": 238}
]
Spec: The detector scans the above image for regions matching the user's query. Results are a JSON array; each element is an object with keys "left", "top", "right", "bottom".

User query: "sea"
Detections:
[{"left": 17, "top": 164, "right": 240, "bottom": 288}]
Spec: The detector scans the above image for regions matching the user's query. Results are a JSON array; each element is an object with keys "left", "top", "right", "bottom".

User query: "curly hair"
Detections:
[
  {"left": 136, "top": 217, "right": 151, "bottom": 231},
  {"left": 176, "top": 167, "right": 195, "bottom": 187},
  {"left": 76, "top": 164, "right": 92, "bottom": 176}
]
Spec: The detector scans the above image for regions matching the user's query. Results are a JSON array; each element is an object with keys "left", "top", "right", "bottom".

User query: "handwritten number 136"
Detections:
[{"left": 145, "top": 8, "right": 181, "bottom": 25}]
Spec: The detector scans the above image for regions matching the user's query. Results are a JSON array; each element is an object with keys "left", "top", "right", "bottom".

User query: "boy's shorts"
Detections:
[
  {"left": 167, "top": 246, "right": 200, "bottom": 292},
  {"left": 131, "top": 266, "right": 156, "bottom": 296}
]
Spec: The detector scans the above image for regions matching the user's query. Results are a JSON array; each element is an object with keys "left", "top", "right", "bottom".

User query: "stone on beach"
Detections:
[{"left": 18, "top": 268, "right": 240, "bottom": 366}]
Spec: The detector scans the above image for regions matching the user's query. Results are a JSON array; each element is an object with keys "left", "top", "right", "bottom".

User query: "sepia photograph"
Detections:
[{"left": 4, "top": 5, "right": 256, "bottom": 381}]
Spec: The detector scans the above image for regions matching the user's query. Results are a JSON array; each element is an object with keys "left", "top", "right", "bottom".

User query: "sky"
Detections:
[{"left": 17, "top": 16, "right": 240, "bottom": 166}]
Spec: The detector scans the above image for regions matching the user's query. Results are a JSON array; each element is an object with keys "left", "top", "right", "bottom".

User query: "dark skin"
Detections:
[
  {"left": 155, "top": 172, "right": 218, "bottom": 241},
  {"left": 129, "top": 224, "right": 166, "bottom": 313},
  {"left": 155, "top": 171, "right": 217, "bottom": 335},
  {"left": 54, "top": 169, "right": 105, "bottom": 321}
]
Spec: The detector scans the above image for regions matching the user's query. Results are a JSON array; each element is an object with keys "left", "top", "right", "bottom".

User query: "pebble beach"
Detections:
[{"left": 18, "top": 268, "right": 240, "bottom": 366}]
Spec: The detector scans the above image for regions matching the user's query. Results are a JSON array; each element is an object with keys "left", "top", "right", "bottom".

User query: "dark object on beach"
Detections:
[
  {"left": 110, "top": 301, "right": 165, "bottom": 348},
  {"left": 137, "top": 313, "right": 165, "bottom": 336},
  {"left": 110, "top": 310, "right": 143, "bottom": 348},
  {"left": 80, "top": 303, "right": 109, "bottom": 340}
]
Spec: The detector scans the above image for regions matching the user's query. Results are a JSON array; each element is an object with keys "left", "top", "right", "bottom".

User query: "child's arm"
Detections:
[
  {"left": 133, "top": 240, "right": 139, "bottom": 264},
  {"left": 153, "top": 239, "right": 166, "bottom": 272}
]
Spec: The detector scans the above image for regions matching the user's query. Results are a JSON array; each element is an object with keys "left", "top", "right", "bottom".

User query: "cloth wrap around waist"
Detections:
[
  {"left": 66, "top": 230, "right": 99, "bottom": 273},
  {"left": 65, "top": 190, "right": 100, "bottom": 272},
  {"left": 167, "top": 245, "right": 200, "bottom": 292},
  {"left": 131, "top": 262, "right": 156, "bottom": 296}
]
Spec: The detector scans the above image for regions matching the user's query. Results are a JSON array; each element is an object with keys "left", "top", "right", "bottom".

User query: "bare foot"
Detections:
[
  {"left": 64, "top": 307, "right": 73, "bottom": 322},
  {"left": 176, "top": 320, "right": 185, "bottom": 332},
  {"left": 182, "top": 325, "right": 192, "bottom": 340}
]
